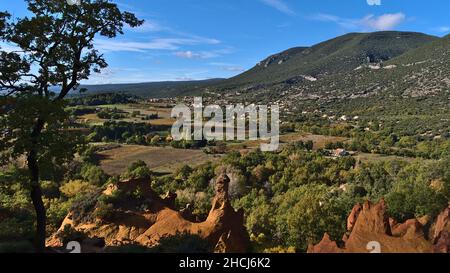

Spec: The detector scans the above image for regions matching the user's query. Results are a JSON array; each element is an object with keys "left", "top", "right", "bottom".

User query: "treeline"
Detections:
[
  {"left": 297, "top": 121, "right": 450, "bottom": 159},
  {"left": 96, "top": 107, "right": 127, "bottom": 120},
  {"left": 328, "top": 133, "right": 450, "bottom": 159},
  {"left": 87, "top": 121, "right": 170, "bottom": 145},
  {"left": 68, "top": 93, "right": 138, "bottom": 106}
]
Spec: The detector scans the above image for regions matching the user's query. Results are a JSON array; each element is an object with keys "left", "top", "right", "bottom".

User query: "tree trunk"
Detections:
[
  {"left": 30, "top": 179, "right": 46, "bottom": 252},
  {"left": 28, "top": 118, "right": 46, "bottom": 253}
]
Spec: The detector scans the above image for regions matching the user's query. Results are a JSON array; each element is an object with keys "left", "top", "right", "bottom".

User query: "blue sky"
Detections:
[{"left": 2, "top": 0, "right": 450, "bottom": 84}]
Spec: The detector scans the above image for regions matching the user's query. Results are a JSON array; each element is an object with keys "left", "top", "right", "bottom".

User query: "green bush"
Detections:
[
  {"left": 45, "top": 198, "right": 72, "bottom": 234},
  {"left": 93, "top": 202, "right": 115, "bottom": 222},
  {"left": 120, "top": 160, "right": 152, "bottom": 180},
  {"left": 70, "top": 190, "right": 102, "bottom": 224},
  {"left": 41, "top": 180, "right": 60, "bottom": 199},
  {"left": 80, "top": 164, "right": 108, "bottom": 186},
  {"left": 0, "top": 241, "right": 34, "bottom": 253},
  {"left": 0, "top": 213, "right": 34, "bottom": 241},
  {"left": 149, "top": 233, "right": 212, "bottom": 253},
  {"left": 386, "top": 177, "right": 448, "bottom": 221},
  {"left": 60, "top": 180, "right": 99, "bottom": 198}
]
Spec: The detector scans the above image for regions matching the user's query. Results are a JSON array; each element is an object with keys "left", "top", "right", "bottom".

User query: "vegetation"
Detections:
[
  {"left": 219, "top": 31, "right": 437, "bottom": 87},
  {"left": 1, "top": 3, "right": 449, "bottom": 254},
  {"left": 158, "top": 145, "right": 450, "bottom": 252},
  {"left": 96, "top": 107, "right": 127, "bottom": 120},
  {"left": 68, "top": 93, "right": 138, "bottom": 106},
  {"left": 88, "top": 121, "right": 165, "bottom": 144},
  {"left": 72, "top": 79, "right": 225, "bottom": 98},
  {"left": 0, "top": 0, "right": 143, "bottom": 252}
]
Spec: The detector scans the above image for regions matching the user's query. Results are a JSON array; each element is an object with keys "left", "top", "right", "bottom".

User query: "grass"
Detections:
[
  {"left": 355, "top": 152, "right": 434, "bottom": 164},
  {"left": 97, "top": 144, "right": 220, "bottom": 175},
  {"left": 76, "top": 103, "right": 176, "bottom": 126}
]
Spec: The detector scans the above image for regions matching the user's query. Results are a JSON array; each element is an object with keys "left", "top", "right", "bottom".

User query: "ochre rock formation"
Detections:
[
  {"left": 307, "top": 233, "right": 343, "bottom": 253},
  {"left": 431, "top": 206, "right": 450, "bottom": 253},
  {"left": 47, "top": 174, "right": 249, "bottom": 253},
  {"left": 308, "top": 200, "right": 450, "bottom": 253}
]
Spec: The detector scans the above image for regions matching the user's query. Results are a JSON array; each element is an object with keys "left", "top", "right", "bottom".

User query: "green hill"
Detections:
[
  {"left": 221, "top": 31, "right": 438, "bottom": 87},
  {"left": 72, "top": 78, "right": 225, "bottom": 98},
  {"left": 202, "top": 32, "right": 449, "bottom": 122},
  {"left": 72, "top": 31, "right": 448, "bottom": 114}
]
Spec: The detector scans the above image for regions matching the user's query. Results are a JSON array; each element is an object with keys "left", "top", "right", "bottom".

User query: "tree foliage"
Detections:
[{"left": 0, "top": 0, "right": 142, "bottom": 252}]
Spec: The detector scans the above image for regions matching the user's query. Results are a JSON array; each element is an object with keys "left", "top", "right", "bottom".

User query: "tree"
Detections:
[{"left": 0, "top": 0, "right": 143, "bottom": 252}]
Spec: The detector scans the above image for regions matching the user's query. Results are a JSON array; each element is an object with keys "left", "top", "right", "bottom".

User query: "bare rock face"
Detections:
[
  {"left": 347, "top": 203, "right": 362, "bottom": 231},
  {"left": 308, "top": 200, "right": 445, "bottom": 253},
  {"left": 307, "top": 233, "right": 343, "bottom": 253},
  {"left": 47, "top": 174, "right": 249, "bottom": 253},
  {"left": 432, "top": 205, "right": 450, "bottom": 253}
]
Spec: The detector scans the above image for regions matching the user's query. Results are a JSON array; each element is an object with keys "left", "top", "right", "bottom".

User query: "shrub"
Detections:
[
  {"left": 150, "top": 135, "right": 161, "bottom": 145},
  {"left": 149, "top": 233, "right": 212, "bottom": 253},
  {"left": 97, "top": 189, "right": 125, "bottom": 207},
  {"left": 0, "top": 241, "right": 34, "bottom": 253},
  {"left": 175, "top": 165, "right": 193, "bottom": 181},
  {"left": 70, "top": 190, "right": 102, "bottom": 224},
  {"left": 131, "top": 111, "right": 141, "bottom": 117},
  {"left": 93, "top": 202, "right": 115, "bottom": 222},
  {"left": 41, "top": 180, "right": 60, "bottom": 199},
  {"left": 263, "top": 246, "right": 296, "bottom": 253},
  {"left": 386, "top": 179, "right": 448, "bottom": 221},
  {"left": 80, "top": 164, "right": 108, "bottom": 186},
  {"left": 121, "top": 160, "right": 152, "bottom": 180},
  {"left": 0, "top": 212, "right": 34, "bottom": 241},
  {"left": 45, "top": 198, "right": 72, "bottom": 234},
  {"left": 78, "top": 145, "right": 99, "bottom": 164},
  {"left": 273, "top": 184, "right": 349, "bottom": 251},
  {"left": 60, "top": 180, "right": 99, "bottom": 198},
  {"left": 56, "top": 225, "right": 87, "bottom": 245}
]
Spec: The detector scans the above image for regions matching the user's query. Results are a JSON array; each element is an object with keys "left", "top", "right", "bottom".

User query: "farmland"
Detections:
[{"left": 96, "top": 144, "right": 220, "bottom": 175}]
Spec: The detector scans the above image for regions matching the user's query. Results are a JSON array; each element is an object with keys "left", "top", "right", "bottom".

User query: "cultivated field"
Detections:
[
  {"left": 97, "top": 144, "right": 220, "bottom": 175},
  {"left": 77, "top": 103, "right": 176, "bottom": 126},
  {"left": 226, "top": 132, "right": 348, "bottom": 151},
  {"left": 354, "top": 152, "right": 430, "bottom": 164}
]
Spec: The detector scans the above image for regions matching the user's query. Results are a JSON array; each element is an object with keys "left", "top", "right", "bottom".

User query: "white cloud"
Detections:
[
  {"left": 435, "top": 26, "right": 450, "bottom": 33},
  {"left": 312, "top": 12, "right": 406, "bottom": 31},
  {"left": 209, "top": 62, "right": 245, "bottom": 72},
  {"left": 174, "top": 76, "right": 194, "bottom": 81},
  {"left": 128, "top": 20, "right": 164, "bottom": 32},
  {"left": 95, "top": 37, "right": 221, "bottom": 53},
  {"left": 260, "top": 0, "right": 295, "bottom": 15},
  {"left": 361, "top": 13, "right": 406, "bottom": 31},
  {"left": 174, "top": 51, "right": 199, "bottom": 59},
  {"left": 366, "top": 0, "right": 381, "bottom": 6},
  {"left": 221, "top": 66, "right": 245, "bottom": 72},
  {"left": 124, "top": 17, "right": 221, "bottom": 47},
  {"left": 174, "top": 48, "right": 233, "bottom": 59}
]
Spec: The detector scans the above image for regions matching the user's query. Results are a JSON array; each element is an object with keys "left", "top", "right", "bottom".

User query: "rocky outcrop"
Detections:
[
  {"left": 307, "top": 233, "right": 343, "bottom": 253},
  {"left": 47, "top": 174, "right": 249, "bottom": 253},
  {"left": 308, "top": 200, "right": 450, "bottom": 253},
  {"left": 431, "top": 206, "right": 450, "bottom": 253}
]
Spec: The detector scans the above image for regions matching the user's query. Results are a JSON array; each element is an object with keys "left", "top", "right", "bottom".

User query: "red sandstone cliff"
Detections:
[
  {"left": 308, "top": 200, "right": 450, "bottom": 253},
  {"left": 47, "top": 174, "right": 249, "bottom": 253}
]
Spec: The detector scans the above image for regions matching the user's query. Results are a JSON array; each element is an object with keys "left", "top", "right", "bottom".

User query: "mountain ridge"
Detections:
[
  {"left": 73, "top": 31, "right": 448, "bottom": 108},
  {"left": 220, "top": 31, "right": 439, "bottom": 88},
  {"left": 70, "top": 78, "right": 225, "bottom": 98}
]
